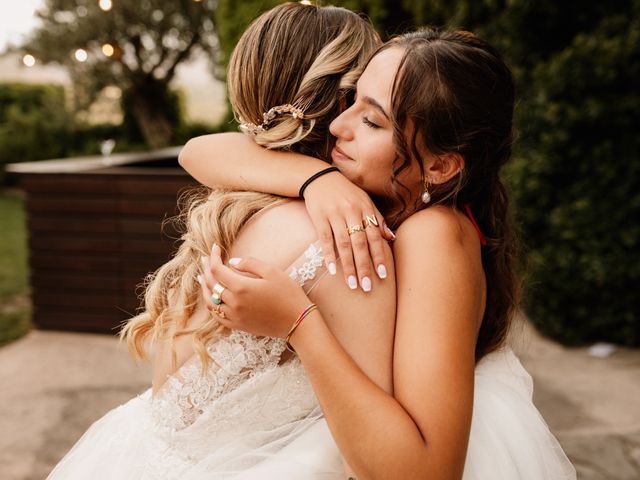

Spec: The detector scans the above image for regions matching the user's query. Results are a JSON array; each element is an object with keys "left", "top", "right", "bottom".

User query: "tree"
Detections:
[{"left": 21, "top": 0, "right": 218, "bottom": 148}]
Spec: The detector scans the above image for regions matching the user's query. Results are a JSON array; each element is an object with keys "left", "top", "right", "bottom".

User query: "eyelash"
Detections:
[{"left": 362, "top": 116, "right": 381, "bottom": 129}]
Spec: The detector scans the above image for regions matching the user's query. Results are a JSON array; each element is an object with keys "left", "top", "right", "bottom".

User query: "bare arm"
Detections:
[
  {"left": 205, "top": 207, "right": 483, "bottom": 479},
  {"left": 181, "top": 132, "right": 394, "bottom": 292},
  {"left": 179, "top": 133, "right": 327, "bottom": 196}
]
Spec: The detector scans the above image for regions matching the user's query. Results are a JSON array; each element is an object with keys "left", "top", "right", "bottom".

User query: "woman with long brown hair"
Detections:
[
  {"left": 185, "top": 28, "right": 576, "bottom": 479},
  {"left": 48, "top": 4, "right": 395, "bottom": 478}
]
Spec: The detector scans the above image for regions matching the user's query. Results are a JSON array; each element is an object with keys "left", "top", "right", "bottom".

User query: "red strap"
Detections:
[{"left": 464, "top": 204, "right": 487, "bottom": 246}]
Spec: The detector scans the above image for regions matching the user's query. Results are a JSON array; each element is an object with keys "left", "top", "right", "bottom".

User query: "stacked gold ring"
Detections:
[
  {"left": 348, "top": 214, "right": 380, "bottom": 235},
  {"left": 363, "top": 214, "right": 379, "bottom": 228},
  {"left": 213, "top": 305, "right": 226, "bottom": 319},
  {"left": 347, "top": 224, "right": 366, "bottom": 235}
]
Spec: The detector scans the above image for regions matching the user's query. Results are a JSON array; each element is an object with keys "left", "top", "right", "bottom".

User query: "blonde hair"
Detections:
[{"left": 121, "top": 3, "right": 380, "bottom": 367}]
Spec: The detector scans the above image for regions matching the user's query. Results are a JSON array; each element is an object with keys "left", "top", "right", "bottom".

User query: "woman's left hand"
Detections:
[{"left": 196, "top": 244, "right": 311, "bottom": 338}]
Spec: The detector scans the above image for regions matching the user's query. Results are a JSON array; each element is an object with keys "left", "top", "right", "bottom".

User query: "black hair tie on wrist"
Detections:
[{"left": 298, "top": 167, "right": 340, "bottom": 199}]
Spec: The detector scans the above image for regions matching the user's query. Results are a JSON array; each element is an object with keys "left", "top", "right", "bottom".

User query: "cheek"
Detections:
[{"left": 363, "top": 144, "right": 397, "bottom": 194}]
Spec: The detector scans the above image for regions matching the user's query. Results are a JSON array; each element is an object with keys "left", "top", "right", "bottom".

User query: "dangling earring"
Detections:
[{"left": 421, "top": 181, "right": 431, "bottom": 204}]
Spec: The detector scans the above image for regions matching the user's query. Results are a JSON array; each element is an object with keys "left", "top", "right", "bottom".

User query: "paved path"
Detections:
[{"left": 0, "top": 319, "right": 638, "bottom": 479}]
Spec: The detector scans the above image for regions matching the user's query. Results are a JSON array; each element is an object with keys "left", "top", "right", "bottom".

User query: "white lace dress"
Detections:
[
  {"left": 48, "top": 242, "right": 576, "bottom": 479},
  {"left": 48, "top": 243, "right": 344, "bottom": 479}
]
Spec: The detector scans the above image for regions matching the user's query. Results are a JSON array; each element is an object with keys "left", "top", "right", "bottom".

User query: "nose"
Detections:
[{"left": 329, "top": 104, "right": 354, "bottom": 141}]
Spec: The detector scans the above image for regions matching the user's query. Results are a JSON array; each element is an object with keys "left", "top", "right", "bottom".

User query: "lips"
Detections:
[{"left": 331, "top": 145, "right": 353, "bottom": 161}]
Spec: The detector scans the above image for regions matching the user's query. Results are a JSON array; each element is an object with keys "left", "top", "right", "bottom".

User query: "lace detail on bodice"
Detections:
[
  {"left": 151, "top": 331, "right": 286, "bottom": 432},
  {"left": 150, "top": 241, "right": 327, "bottom": 434}
]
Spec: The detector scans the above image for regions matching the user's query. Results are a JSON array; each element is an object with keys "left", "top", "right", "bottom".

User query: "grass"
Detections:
[{"left": 0, "top": 190, "right": 31, "bottom": 346}]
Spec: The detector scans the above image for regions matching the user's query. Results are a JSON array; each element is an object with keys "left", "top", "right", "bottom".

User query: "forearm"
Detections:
[
  {"left": 178, "top": 133, "right": 328, "bottom": 196},
  {"left": 290, "top": 313, "right": 429, "bottom": 480}
]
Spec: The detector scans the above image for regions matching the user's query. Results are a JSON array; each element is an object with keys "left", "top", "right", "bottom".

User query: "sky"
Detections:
[{"left": 0, "top": 0, "right": 44, "bottom": 53}]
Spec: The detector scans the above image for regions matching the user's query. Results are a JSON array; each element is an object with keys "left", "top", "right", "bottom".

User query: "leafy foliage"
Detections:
[
  {"left": 0, "top": 84, "right": 71, "bottom": 182},
  {"left": 0, "top": 192, "right": 31, "bottom": 346},
  {"left": 21, "top": 0, "right": 218, "bottom": 147},
  {"left": 509, "top": 12, "right": 640, "bottom": 345}
]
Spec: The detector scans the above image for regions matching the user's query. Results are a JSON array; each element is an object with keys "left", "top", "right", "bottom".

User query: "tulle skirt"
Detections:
[
  {"left": 463, "top": 348, "right": 576, "bottom": 479},
  {"left": 48, "top": 348, "right": 575, "bottom": 479}
]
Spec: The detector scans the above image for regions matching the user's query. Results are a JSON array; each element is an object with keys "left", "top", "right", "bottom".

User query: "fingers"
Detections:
[
  {"left": 330, "top": 216, "right": 358, "bottom": 290},
  {"left": 209, "top": 262, "right": 246, "bottom": 296},
  {"left": 226, "top": 256, "right": 275, "bottom": 279},
  {"left": 315, "top": 219, "right": 338, "bottom": 276},
  {"left": 200, "top": 255, "right": 216, "bottom": 290},
  {"left": 197, "top": 263, "right": 234, "bottom": 328},
  {"left": 197, "top": 274, "right": 212, "bottom": 309},
  {"left": 382, "top": 221, "right": 396, "bottom": 241},
  {"left": 347, "top": 217, "right": 373, "bottom": 292},
  {"left": 364, "top": 213, "right": 389, "bottom": 280}
]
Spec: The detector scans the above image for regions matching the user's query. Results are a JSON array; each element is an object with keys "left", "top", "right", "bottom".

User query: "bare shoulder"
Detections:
[
  {"left": 392, "top": 205, "right": 485, "bottom": 333},
  {"left": 394, "top": 205, "right": 482, "bottom": 268},
  {"left": 395, "top": 205, "right": 467, "bottom": 249},
  {"left": 230, "top": 200, "right": 317, "bottom": 270}
]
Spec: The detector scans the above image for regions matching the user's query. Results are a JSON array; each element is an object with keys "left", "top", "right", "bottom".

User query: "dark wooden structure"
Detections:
[{"left": 6, "top": 148, "right": 198, "bottom": 333}]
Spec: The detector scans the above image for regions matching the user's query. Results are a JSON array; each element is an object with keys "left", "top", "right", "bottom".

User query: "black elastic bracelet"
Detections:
[{"left": 299, "top": 167, "right": 340, "bottom": 199}]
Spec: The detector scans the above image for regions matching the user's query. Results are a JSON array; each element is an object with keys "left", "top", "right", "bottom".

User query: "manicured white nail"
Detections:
[
  {"left": 385, "top": 226, "right": 396, "bottom": 240},
  {"left": 328, "top": 262, "right": 337, "bottom": 275},
  {"left": 348, "top": 275, "right": 358, "bottom": 290},
  {"left": 377, "top": 264, "right": 387, "bottom": 279},
  {"left": 361, "top": 276, "right": 372, "bottom": 292},
  {"left": 228, "top": 257, "right": 242, "bottom": 266}
]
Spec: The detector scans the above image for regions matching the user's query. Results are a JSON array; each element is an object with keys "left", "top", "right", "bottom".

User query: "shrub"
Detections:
[
  {"left": 507, "top": 13, "right": 640, "bottom": 345},
  {"left": 0, "top": 84, "right": 71, "bottom": 181}
]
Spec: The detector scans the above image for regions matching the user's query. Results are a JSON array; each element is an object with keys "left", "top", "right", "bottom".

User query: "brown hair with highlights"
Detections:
[{"left": 381, "top": 28, "right": 521, "bottom": 361}]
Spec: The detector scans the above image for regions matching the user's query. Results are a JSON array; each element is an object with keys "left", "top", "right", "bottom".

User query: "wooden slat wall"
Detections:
[{"left": 20, "top": 166, "right": 198, "bottom": 333}]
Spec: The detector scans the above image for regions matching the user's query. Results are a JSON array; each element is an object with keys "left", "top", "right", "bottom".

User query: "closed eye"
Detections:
[{"left": 363, "top": 116, "right": 381, "bottom": 129}]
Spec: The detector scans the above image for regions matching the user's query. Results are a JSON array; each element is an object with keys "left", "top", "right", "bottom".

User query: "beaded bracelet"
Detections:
[
  {"left": 285, "top": 304, "right": 318, "bottom": 353},
  {"left": 298, "top": 167, "right": 339, "bottom": 199}
]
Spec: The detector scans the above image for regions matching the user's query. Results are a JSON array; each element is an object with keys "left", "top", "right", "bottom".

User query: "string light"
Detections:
[
  {"left": 99, "top": 0, "right": 112, "bottom": 11},
  {"left": 102, "top": 43, "right": 115, "bottom": 57},
  {"left": 22, "top": 54, "right": 36, "bottom": 67},
  {"left": 300, "top": 0, "right": 312, "bottom": 4},
  {"left": 74, "top": 48, "right": 88, "bottom": 62}
]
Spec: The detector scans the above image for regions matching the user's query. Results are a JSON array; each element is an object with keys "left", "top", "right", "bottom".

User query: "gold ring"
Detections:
[
  {"left": 347, "top": 224, "right": 366, "bottom": 235},
  {"left": 214, "top": 306, "right": 226, "bottom": 319},
  {"left": 363, "top": 214, "right": 379, "bottom": 228}
]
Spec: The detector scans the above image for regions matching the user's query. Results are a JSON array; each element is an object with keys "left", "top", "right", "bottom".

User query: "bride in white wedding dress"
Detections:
[{"left": 48, "top": 4, "right": 393, "bottom": 479}]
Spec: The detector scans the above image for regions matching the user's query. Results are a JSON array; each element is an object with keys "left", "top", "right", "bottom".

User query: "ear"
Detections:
[{"left": 425, "top": 152, "right": 465, "bottom": 184}]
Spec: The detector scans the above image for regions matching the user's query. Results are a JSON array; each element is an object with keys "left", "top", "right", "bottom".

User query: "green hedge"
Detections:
[
  {"left": 507, "top": 13, "right": 640, "bottom": 345},
  {"left": 0, "top": 83, "right": 221, "bottom": 186},
  {"left": 0, "top": 84, "right": 71, "bottom": 168}
]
